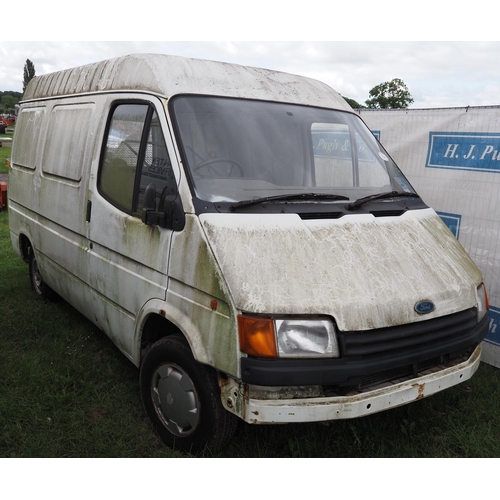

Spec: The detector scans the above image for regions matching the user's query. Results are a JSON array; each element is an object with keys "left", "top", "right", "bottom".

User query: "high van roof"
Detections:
[{"left": 22, "top": 53, "right": 352, "bottom": 111}]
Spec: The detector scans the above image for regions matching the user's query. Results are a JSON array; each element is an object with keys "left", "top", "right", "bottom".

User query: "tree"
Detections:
[
  {"left": 365, "top": 78, "right": 414, "bottom": 109},
  {"left": 23, "top": 59, "right": 36, "bottom": 92},
  {"left": 0, "top": 92, "right": 22, "bottom": 114},
  {"left": 0, "top": 94, "right": 18, "bottom": 114},
  {"left": 343, "top": 96, "right": 364, "bottom": 109}
]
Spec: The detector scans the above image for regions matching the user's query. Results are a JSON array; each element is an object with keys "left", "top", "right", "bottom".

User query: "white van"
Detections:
[{"left": 8, "top": 54, "right": 489, "bottom": 452}]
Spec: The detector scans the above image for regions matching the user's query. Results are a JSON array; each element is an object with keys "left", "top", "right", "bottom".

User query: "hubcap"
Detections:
[{"left": 151, "top": 363, "right": 200, "bottom": 437}]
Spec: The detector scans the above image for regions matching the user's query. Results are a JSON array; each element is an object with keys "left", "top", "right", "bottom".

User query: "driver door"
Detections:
[{"left": 86, "top": 97, "right": 177, "bottom": 360}]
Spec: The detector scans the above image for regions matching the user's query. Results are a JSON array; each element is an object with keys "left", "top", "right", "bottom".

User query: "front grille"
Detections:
[
  {"left": 338, "top": 308, "right": 477, "bottom": 359},
  {"left": 329, "top": 307, "right": 481, "bottom": 391}
]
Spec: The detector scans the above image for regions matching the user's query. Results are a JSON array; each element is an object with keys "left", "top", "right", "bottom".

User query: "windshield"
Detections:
[{"left": 171, "top": 96, "right": 414, "bottom": 205}]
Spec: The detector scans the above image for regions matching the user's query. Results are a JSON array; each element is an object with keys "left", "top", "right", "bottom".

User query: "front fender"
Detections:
[{"left": 135, "top": 293, "right": 239, "bottom": 378}]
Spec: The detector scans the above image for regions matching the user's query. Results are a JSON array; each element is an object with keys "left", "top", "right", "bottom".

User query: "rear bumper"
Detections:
[{"left": 222, "top": 344, "right": 482, "bottom": 424}]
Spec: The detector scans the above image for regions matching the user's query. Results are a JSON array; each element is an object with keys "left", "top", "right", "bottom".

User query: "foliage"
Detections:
[
  {"left": 343, "top": 96, "right": 364, "bottom": 109},
  {"left": 1, "top": 95, "right": 18, "bottom": 114},
  {"left": 23, "top": 59, "right": 36, "bottom": 93},
  {"left": 365, "top": 78, "right": 414, "bottom": 109},
  {"left": 0, "top": 91, "right": 22, "bottom": 101}
]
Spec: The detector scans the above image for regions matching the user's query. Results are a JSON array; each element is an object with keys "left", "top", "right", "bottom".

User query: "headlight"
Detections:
[
  {"left": 276, "top": 318, "right": 339, "bottom": 358},
  {"left": 477, "top": 282, "right": 489, "bottom": 322},
  {"left": 238, "top": 315, "right": 339, "bottom": 358}
]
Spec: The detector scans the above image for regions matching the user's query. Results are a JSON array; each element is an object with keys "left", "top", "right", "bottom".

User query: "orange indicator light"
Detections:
[{"left": 238, "top": 315, "right": 277, "bottom": 358}]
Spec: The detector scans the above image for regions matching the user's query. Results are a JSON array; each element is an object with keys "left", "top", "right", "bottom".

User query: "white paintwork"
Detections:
[
  {"left": 22, "top": 53, "right": 352, "bottom": 112},
  {"left": 201, "top": 208, "right": 482, "bottom": 331}
]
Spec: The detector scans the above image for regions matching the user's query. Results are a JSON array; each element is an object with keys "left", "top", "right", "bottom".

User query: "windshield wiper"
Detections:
[
  {"left": 346, "top": 191, "right": 420, "bottom": 211},
  {"left": 229, "top": 193, "right": 349, "bottom": 211}
]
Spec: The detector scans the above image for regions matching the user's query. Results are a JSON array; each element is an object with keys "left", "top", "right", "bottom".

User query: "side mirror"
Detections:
[
  {"left": 142, "top": 183, "right": 186, "bottom": 231},
  {"left": 142, "top": 183, "right": 159, "bottom": 225}
]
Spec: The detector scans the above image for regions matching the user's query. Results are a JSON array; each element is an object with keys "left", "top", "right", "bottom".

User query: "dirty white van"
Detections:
[{"left": 8, "top": 54, "right": 489, "bottom": 452}]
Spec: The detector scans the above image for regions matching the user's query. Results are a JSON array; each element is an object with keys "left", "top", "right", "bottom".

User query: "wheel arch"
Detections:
[
  {"left": 139, "top": 312, "right": 184, "bottom": 362},
  {"left": 18, "top": 232, "right": 32, "bottom": 263},
  {"left": 136, "top": 299, "right": 212, "bottom": 368}
]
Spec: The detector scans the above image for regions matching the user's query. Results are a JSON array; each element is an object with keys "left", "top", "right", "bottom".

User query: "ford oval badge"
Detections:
[{"left": 415, "top": 300, "right": 435, "bottom": 315}]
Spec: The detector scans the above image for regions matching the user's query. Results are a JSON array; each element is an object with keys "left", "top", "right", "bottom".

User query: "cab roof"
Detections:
[{"left": 23, "top": 53, "right": 352, "bottom": 111}]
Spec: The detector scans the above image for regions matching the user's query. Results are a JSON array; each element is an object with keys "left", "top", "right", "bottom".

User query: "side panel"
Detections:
[
  {"left": 9, "top": 105, "right": 46, "bottom": 257},
  {"left": 9, "top": 100, "right": 96, "bottom": 319},
  {"left": 36, "top": 102, "right": 94, "bottom": 304}
]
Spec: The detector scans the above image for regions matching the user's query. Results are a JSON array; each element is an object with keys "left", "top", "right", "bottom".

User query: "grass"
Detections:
[
  {"left": 2, "top": 208, "right": 500, "bottom": 458},
  {"left": 0, "top": 128, "right": 13, "bottom": 173}
]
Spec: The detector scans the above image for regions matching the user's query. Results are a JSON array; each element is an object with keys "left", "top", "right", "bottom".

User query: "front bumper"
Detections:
[{"left": 221, "top": 344, "right": 482, "bottom": 424}]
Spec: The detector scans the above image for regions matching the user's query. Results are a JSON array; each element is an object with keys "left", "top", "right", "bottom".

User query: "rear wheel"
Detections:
[
  {"left": 28, "top": 247, "right": 58, "bottom": 301},
  {"left": 140, "top": 335, "right": 238, "bottom": 453}
]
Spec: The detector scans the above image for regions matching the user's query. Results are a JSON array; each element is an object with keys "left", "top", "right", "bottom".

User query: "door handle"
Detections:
[{"left": 86, "top": 200, "right": 92, "bottom": 222}]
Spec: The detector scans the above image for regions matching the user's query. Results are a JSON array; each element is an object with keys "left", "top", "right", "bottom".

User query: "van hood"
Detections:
[{"left": 200, "top": 209, "right": 482, "bottom": 332}]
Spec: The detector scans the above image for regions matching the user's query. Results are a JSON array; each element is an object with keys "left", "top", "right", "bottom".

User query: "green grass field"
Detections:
[{"left": 2, "top": 207, "right": 500, "bottom": 457}]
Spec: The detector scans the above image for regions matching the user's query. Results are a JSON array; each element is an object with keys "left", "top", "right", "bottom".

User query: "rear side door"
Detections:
[{"left": 86, "top": 96, "right": 179, "bottom": 361}]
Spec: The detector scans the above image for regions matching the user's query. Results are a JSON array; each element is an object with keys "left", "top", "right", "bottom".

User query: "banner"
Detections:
[{"left": 359, "top": 106, "right": 500, "bottom": 367}]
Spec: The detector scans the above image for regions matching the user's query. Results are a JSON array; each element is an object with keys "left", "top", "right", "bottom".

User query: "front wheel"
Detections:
[{"left": 140, "top": 335, "right": 238, "bottom": 453}]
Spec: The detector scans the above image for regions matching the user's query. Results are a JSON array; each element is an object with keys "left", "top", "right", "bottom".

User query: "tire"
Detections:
[
  {"left": 28, "top": 247, "right": 58, "bottom": 302},
  {"left": 140, "top": 335, "right": 238, "bottom": 453}
]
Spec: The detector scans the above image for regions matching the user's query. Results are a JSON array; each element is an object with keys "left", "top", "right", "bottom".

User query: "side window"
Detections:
[
  {"left": 99, "top": 103, "right": 173, "bottom": 215},
  {"left": 42, "top": 103, "right": 93, "bottom": 182},
  {"left": 12, "top": 106, "right": 46, "bottom": 170}
]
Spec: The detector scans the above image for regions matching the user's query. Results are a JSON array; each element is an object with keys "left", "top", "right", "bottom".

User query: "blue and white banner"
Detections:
[
  {"left": 426, "top": 132, "right": 500, "bottom": 173},
  {"left": 485, "top": 306, "right": 500, "bottom": 347}
]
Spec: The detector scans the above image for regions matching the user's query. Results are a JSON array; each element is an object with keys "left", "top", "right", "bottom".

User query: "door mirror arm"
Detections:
[{"left": 159, "top": 186, "right": 185, "bottom": 231}]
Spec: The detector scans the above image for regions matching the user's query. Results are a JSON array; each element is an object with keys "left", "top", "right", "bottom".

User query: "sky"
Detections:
[{"left": 2, "top": 3, "right": 500, "bottom": 109}]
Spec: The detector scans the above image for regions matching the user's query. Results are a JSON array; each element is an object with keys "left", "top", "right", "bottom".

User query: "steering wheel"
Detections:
[{"left": 192, "top": 158, "right": 244, "bottom": 178}]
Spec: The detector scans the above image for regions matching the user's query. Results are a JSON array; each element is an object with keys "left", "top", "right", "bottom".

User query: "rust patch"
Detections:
[
  {"left": 219, "top": 376, "right": 248, "bottom": 419},
  {"left": 413, "top": 382, "right": 425, "bottom": 399},
  {"left": 159, "top": 309, "right": 166, "bottom": 318}
]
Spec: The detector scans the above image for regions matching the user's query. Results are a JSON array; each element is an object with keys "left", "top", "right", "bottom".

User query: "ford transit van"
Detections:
[{"left": 8, "top": 54, "right": 489, "bottom": 452}]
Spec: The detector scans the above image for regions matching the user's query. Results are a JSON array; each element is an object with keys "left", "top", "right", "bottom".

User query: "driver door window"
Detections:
[{"left": 99, "top": 103, "right": 173, "bottom": 216}]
